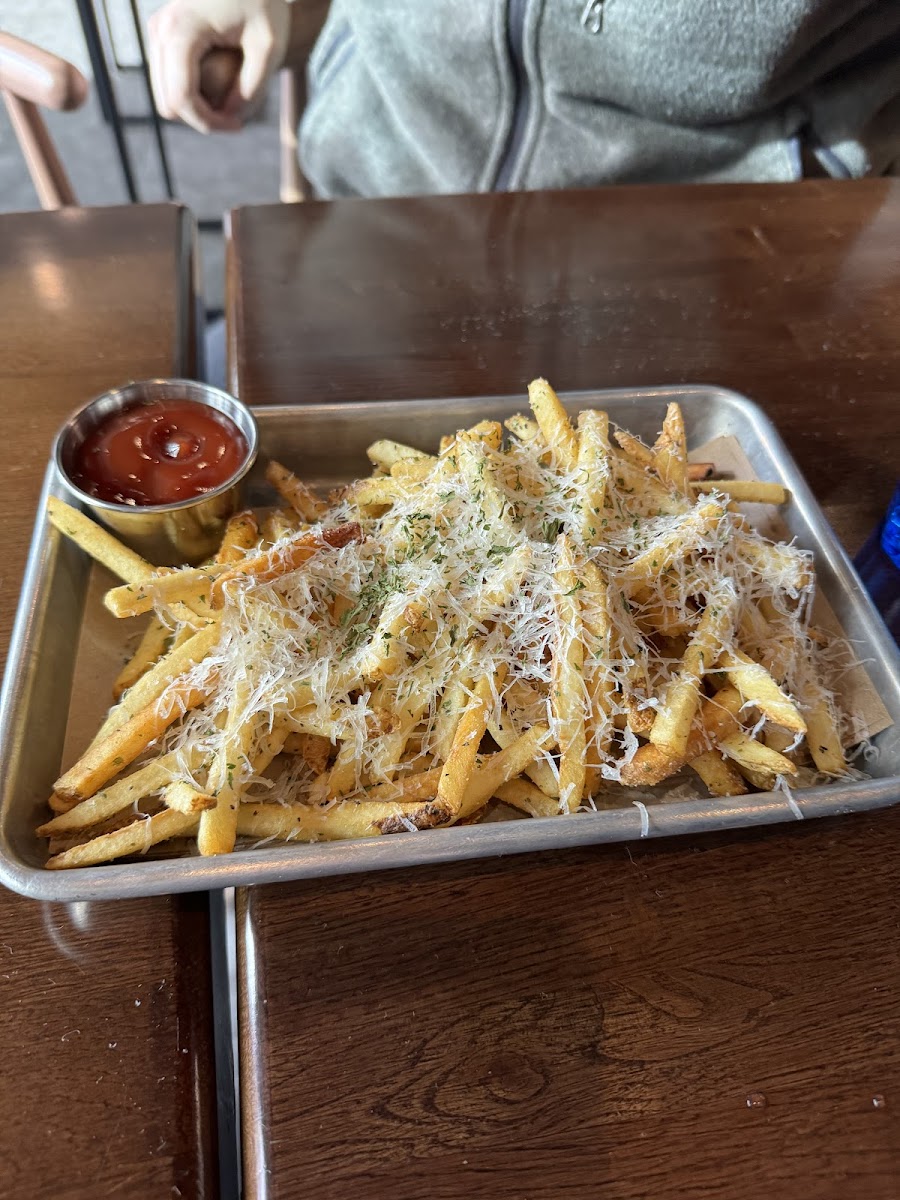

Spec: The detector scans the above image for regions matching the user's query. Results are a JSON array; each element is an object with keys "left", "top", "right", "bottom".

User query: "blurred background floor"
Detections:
[{"left": 0, "top": 0, "right": 283, "bottom": 313}]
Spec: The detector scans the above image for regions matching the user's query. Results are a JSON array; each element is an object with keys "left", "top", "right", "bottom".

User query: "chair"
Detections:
[{"left": 0, "top": 32, "right": 88, "bottom": 209}]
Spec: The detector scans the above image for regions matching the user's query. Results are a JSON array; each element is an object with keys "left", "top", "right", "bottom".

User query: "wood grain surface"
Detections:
[
  {"left": 228, "top": 180, "right": 900, "bottom": 1199},
  {"left": 0, "top": 205, "right": 217, "bottom": 1199}
]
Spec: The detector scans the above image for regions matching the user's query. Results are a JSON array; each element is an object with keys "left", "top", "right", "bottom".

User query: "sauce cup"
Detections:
[{"left": 53, "top": 379, "right": 258, "bottom": 565}]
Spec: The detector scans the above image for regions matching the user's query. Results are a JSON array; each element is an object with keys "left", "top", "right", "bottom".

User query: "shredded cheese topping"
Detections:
[{"left": 153, "top": 413, "right": 842, "bottom": 816}]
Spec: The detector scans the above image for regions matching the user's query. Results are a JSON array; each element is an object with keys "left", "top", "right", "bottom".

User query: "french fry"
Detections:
[
  {"left": 719, "top": 649, "right": 807, "bottom": 734},
  {"left": 493, "top": 778, "right": 559, "bottom": 819},
  {"left": 94, "top": 621, "right": 222, "bottom": 745},
  {"left": 528, "top": 378, "right": 578, "bottom": 471},
  {"left": 504, "top": 413, "right": 541, "bottom": 443},
  {"left": 46, "top": 496, "right": 153, "bottom": 585},
  {"left": 164, "top": 781, "right": 216, "bottom": 814},
  {"left": 236, "top": 798, "right": 449, "bottom": 843},
  {"left": 459, "top": 725, "right": 552, "bottom": 817},
  {"left": 719, "top": 732, "right": 799, "bottom": 784},
  {"left": 581, "top": 560, "right": 615, "bottom": 799},
  {"left": 213, "top": 522, "right": 362, "bottom": 600},
  {"left": 46, "top": 809, "right": 199, "bottom": 869},
  {"left": 38, "top": 755, "right": 183, "bottom": 836},
  {"left": 113, "top": 617, "right": 170, "bottom": 700},
  {"left": 613, "top": 429, "right": 654, "bottom": 470},
  {"left": 692, "top": 480, "right": 789, "bottom": 505},
  {"left": 104, "top": 567, "right": 219, "bottom": 619},
  {"left": 552, "top": 535, "right": 586, "bottom": 812},
  {"left": 805, "top": 695, "right": 847, "bottom": 775},
  {"left": 687, "top": 462, "right": 715, "bottom": 482},
  {"left": 689, "top": 751, "right": 748, "bottom": 797},
  {"left": 435, "top": 672, "right": 497, "bottom": 818},
  {"left": 649, "top": 584, "right": 739, "bottom": 757},
  {"left": 618, "top": 501, "right": 724, "bottom": 589},
  {"left": 55, "top": 673, "right": 216, "bottom": 803},
  {"left": 366, "top": 439, "right": 434, "bottom": 471},
  {"left": 265, "top": 461, "right": 326, "bottom": 522},
  {"left": 652, "top": 402, "right": 690, "bottom": 494},
  {"left": 260, "top": 508, "right": 302, "bottom": 544},
  {"left": 198, "top": 680, "right": 256, "bottom": 856},
  {"left": 576, "top": 409, "right": 609, "bottom": 546},
  {"left": 215, "top": 509, "right": 260, "bottom": 563},
  {"left": 488, "top": 710, "right": 558, "bottom": 798}
]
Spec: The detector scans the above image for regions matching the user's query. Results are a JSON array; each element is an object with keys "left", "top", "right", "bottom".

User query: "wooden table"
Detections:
[
  {"left": 0, "top": 205, "right": 219, "bottom": 1199},
  {"left": 228, "top": 180, "right": 900, "bottom": 1199}
]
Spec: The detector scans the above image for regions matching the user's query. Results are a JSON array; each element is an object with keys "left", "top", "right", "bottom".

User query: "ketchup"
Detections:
[{"left": 70, "top": 400, "right": 248, "bottom": 506}]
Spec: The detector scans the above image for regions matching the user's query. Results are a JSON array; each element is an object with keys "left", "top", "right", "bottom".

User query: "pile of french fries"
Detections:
[{"left": 38, "top": 379, "right": 848, "bottom": 870}]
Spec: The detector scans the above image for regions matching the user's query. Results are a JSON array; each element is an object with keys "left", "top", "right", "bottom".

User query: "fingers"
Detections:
[
  {"left": 147, "top": 2, "right": 242, "bottom": 133},
  {"left": 237, "top": 17, "right": 278, "bottom": 106}
]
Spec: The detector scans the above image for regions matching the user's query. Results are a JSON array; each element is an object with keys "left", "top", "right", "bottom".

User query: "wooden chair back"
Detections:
[{"left": 0, "top": 32, "right": 88, "bottom": 209}]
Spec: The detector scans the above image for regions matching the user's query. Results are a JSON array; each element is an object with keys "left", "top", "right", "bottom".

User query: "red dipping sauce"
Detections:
[{"left": 70, "top": 399, "right": 248, "bottom": 506}]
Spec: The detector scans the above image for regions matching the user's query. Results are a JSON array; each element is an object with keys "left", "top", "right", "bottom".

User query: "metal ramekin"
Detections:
[{"left": 53, "top": 379, "right": 258, "bottom": 565}]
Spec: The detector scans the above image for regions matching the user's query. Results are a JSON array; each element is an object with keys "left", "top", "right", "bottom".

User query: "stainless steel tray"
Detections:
[{"left": 2, "top": 386, "right": 899, "bottom": 901}]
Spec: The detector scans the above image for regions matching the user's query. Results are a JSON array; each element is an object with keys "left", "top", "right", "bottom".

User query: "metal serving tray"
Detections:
[{"left": 2, "top": 386, "right": 899, "bottom": 901}]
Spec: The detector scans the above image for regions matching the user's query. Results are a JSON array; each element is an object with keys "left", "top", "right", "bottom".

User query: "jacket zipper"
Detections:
[{"left": 493, "top": 0, "right": 530, "bottom": 190}]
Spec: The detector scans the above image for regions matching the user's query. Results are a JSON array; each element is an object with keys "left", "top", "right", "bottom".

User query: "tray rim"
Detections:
[{"left": 2, "top": 383, "right": 899, "bottom": 901}]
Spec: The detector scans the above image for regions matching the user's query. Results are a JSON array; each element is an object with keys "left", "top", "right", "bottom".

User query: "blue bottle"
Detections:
[{"left": 854, "top": 483, "right": 900, "bottom": 643}]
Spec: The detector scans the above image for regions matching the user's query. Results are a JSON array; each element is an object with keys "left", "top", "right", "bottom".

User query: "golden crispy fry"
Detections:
[
  {"left": 719, "top": 732, "right": 798, "bottom": 782},
  {"left": 649, "top": 584, "right": 739, "bottom": 757},
  {"left": 38, "top": 755, "right": 183, "bottom": 836},
  {"left": 164, "top": 781, "right": 216, "bottom": 814},
  {"left": 504, "top": 413, "right": 541, "bottom": 443},
  {"left": 552, "top": 535, "right": 586, "bottom": 812},
  {"left": 719, "top": 649, "right": 807, "bottom": 734},
  {"left": 213, "top": 523, "right": 362, "bottom": 602},
  {"left": 265, "top": 461, "right": 327, "bottom": 522},
  {"left": 689, "top": 750, "right": 748, "bottom": 797},
  {"left": 215, "top": 510, "right": 260, "bottom": 563},
  {"left": 619, "top": 501, "right": 724, "bottom": 589},
  {"left": 260, "top": 508, "right": 302, "bottom": 544},
  {"left": 455, "top": 433, "right": 510, "bottom": 527},
  {"left": 46, "top": 496, "right": 153, "bottom": 585},
  {"left": 581, "top": 560, "right": 615, "bottom": 798},
  {"left": 104, "top": 568, "right": 219, "bottom": 619},
  {"left": 390, "top": 459, "right": 434, "bottom": 483},
  {"left": 576, "top": 409, "right": 609, "bottom": 546},
  {"left": 46, "top": 809, "right": 199, "bottom": 869},
  {"left": 733, "top": 534, "right": 812, "bottom": 594},
  {"left": 613, "top": 429, "right": 654, "bottom": 470},
  {"left": 805, "top": 696, "right": 847, "bottom": 775},
  {"left": 94, "top": 621, "right": 222, "bottom": 745},
  {"left": 528, "top": 378, "right": 578, "bottom": 471},
  {"left": 366, "top": 439, "right": 434, "bottom": 471},
  {"left": 692, "top": 480, "right": 790, "bottom": 505},
  {"left": 198, "top": 680, "right": 257, "bottom": 856},
  {"left": 359, "top": 767, "right": 443, "bottom": 804},
  {"left": 488, "top": 710, "right": 558, "bottom": 798},
  {"left": 56, "top": 674, "right": 216, "bottom": 803},
  {"left": 493, "top": 778, "right": 559, "bottom": 819},
  {"left": 113, "top": 617, "right": 171, "bottom": 701},
  {"left": 236, "top": 798, "right": 449, "bottom": 843},
  {"left": 436, "top": 672, "right": 497, "bottom": 818},
  {"left": 459, "top": 725, "right": 553, "bottom": 817},
  {"left": 652, "top": 401, "right": 689, "bottom": 494},
  {"left": 357, "top": 594, "right": 429, "bottom": 684}
]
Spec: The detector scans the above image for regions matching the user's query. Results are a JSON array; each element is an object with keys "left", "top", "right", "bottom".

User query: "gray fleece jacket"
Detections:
[{"left": 299, "top": 0, "right": 900, "bottom": 198}]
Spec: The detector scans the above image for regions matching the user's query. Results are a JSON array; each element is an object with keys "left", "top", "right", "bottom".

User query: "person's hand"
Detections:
[{"left": 148, "top": 0, "right": 290, "bottom": 133}]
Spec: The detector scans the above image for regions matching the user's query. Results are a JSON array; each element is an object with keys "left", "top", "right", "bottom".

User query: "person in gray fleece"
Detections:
[{"left": 150, "top": 0, "right": 900, "bottom": 195}]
